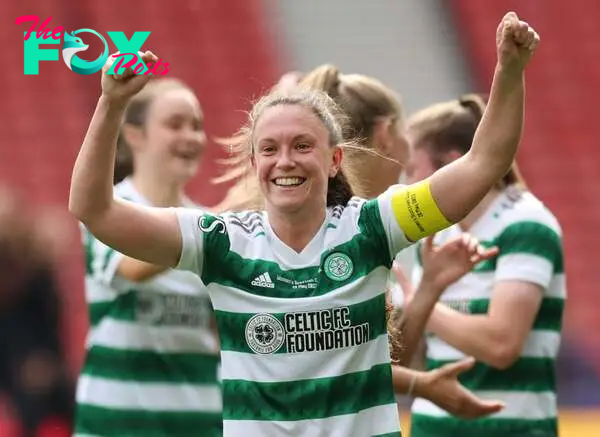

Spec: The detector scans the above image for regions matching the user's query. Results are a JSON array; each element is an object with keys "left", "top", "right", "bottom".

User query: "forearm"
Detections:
[
  {"left": 470, "top": 65, "right": 524, "bottom": 179},
  {"left": 428, "top": 304, "right": 508, "bottom": 367},
  {"left": 430, "top": 66, "right": 525, "bottom": 224},
  {"left": 391, "top": 365, "right": 424, "bottom": 396},
  {"left": 69, "top": 96, "right": 126, "bottom": 222},
  {"left": 394, "top": 278, "right": 443, "bottom": 366},
  {"left": 118, "top": 256, "right": 170, "bottom": 282}
]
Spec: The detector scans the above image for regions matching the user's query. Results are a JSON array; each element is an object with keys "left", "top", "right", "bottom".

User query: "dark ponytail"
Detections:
[
  {"left": 114, "top": 88, "right": 153, "bottom": 184},
  {"left": 114, "top": 135, "right": 134, "bottom": 184},
  {"left": 327, "top": 170, "right": 353, "bottom": 207}
]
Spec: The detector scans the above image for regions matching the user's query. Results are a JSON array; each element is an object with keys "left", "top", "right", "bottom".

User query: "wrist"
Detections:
[
  {"left": 98, "top": 94, "right": 129, "bottom": 112},
  {"left": 494, "top": 63, "right": 525, "bottom": 86},
  {"left": 410, "top": 371, "right": 430, "bottom": 398},
  {"left": 419, "top": 273, "right": 447, "bottom": 295}
]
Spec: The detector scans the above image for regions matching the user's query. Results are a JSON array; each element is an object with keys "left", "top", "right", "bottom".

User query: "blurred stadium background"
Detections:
[{"left": 1, "top": 0, "right": 599, "bottom": 435}]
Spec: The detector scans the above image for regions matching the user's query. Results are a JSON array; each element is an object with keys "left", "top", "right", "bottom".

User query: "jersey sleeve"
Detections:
[
  {"left": 82, "top": 225, "right": 125, "bottom": 291},
  {"left": 366, "top": 185, "right": 412, "bottom": 259},
  {"left": 494, "top": 221, "right": 563, "bottom": 289},
  {"left": 372, "top": 181, "right": 454, "bottom": 257},
  {"left": 174, "top": 207, "right": 229, "bottom": 279}
]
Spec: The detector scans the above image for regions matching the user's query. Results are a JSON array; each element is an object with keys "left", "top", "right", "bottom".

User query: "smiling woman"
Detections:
[
  {"left": 247, "top": 91, "right": 355, "bottom": 251},
  {"left": 75, "top": 77, "right": 222, "bottom": 437},
  {"left": 114, "top": 78, "right": 206, "bottom": 186}
]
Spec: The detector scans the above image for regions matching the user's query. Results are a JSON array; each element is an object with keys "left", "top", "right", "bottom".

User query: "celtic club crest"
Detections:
[{"left": 324, "top": 252, "right": 354, "bottom": 281}]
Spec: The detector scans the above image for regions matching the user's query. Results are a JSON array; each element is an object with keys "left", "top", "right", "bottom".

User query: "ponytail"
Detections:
[
  {"left": 301, "top": 64, "right": 342, "bottom": 99},
  {"left": 114, "top": 134, "right": 134, "bottom": 184},
  {"left": 327, "top": 170, "right": 353, "bottom": 207}
]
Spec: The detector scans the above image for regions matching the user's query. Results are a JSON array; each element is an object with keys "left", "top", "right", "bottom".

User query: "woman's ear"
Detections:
[
  {"left": 121, "top": 124, "right": 144, "bottom": 152},
  {"left": 329, "top": 146, "right": 343, "bottom": 178}
]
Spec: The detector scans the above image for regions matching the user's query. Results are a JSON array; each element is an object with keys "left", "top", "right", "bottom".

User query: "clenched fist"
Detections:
[
  {"left": 496, "top": 11, "right": 540, "bottom": 72},
  {"left": 100, "top": 50, "right": 159, "bottom": 104}
]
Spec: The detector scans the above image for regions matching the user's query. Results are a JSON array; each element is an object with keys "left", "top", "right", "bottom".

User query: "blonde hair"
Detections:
[
  {"left": 408, "top": 93, "right": 527, "bottom": 189},
  {"left": 215, "top": 87, "right": 363, "bottom": 211},
  {"left": 215, "top": 65, "right": 405, "bottom": 212},
  {"left": 114, "top": 78, "right": 195, "bottom": 184},
  {"left": 302, "top": 65, "right": 403, "bottom": 146}
]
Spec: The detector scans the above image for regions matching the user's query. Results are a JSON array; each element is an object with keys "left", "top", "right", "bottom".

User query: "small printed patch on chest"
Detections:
[
  {"left": 442, "top": 299, "right": 472, "bottom": 314},
  {"left": 135, "top": 291, "right": 212, "bottom": 328}
]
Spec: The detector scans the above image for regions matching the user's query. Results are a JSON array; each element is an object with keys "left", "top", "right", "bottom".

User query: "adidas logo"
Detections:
[{"left": 251, "top": 272, "right": 275, "bottom": 288}]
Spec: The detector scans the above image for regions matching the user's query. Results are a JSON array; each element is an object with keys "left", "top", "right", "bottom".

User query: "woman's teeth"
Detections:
[{"left": 273, "top": 177, "right": 305, "bottom": 186}]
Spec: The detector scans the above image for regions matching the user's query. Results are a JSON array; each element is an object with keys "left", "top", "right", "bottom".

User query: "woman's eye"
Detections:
[{"left": 167, "top": 120, "right": 183, "bottom": 130}]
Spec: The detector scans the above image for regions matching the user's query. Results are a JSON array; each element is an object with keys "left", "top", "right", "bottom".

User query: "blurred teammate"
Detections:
[
  {"left": 75, "top": 78, "right": 222, "bottom": 436},
  {"left": 400, "top": 93, "right": 565, "bottom": 437}
]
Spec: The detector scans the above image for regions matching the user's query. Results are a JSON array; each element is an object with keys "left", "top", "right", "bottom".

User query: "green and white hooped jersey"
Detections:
[
  {"left": 76, "top": 178, "right": 222, "bottom": 437},
  {"left": 410, "top": 187, "right": 565, "bottom": 437},
  {"left": 176, "top": 186, "right": 413, "bottom": 437}
]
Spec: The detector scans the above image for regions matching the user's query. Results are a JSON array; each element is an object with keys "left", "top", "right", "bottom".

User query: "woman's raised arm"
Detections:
[{"left": 69, "top": 51, "right": 183, "bottom": 267}]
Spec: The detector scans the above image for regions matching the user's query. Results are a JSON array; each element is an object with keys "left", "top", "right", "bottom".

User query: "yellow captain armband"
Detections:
[{"left": 391, "top": 179, "right": 452, "bottom": 242}]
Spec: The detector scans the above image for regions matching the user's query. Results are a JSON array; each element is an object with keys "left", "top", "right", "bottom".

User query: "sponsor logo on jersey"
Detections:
[
  {"left": 245, "top": 313, "right": 286, "bottom": 354},
  {"left": 251, "top": 272, "right": 275, "bottom": 288},
  {"left": 244, "top": 307, "right": 370, "bottom": 354},
  {"left": 198, "top": 214, "right": 226, "bottom": 234},
  {"left": 323, "top": 252, "right": 353, "bottom": 281},
  {"left": 136, "top": 291, "right": 213, "bottom": 328}
]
